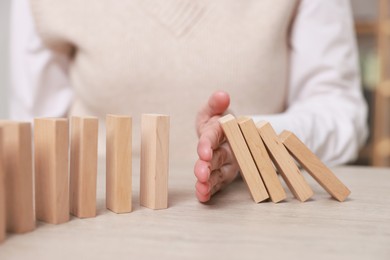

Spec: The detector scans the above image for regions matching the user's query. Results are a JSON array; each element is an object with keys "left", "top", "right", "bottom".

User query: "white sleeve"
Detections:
[
  {"left": 10, "top": 0, "right": 73, "bottom": 121},
  {"left": 252, "top": 0, "right": 368, "bottom": 166}
]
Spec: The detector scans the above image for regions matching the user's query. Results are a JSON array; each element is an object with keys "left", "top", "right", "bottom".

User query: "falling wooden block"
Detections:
[
  {"left": 106, "top": 115, "right": 132, "bottom": 213},
  {"left": 257, "top": 121, "right": 313, "bottom": 202},
  {"left": 280, "top": 130, "right": 351, "bottom": 202},
  {"left": 70, "top": 117, "right": 99, "bottom": 218},
  {"left": 34, "top": 118, "right": 69, "bottom": 224},
  {"left": 140, "top": 114, "right": 170, "bottom": 209},
  {"left": 0, "top": 121, "right": 35, "bottom": 233},
  {"left": 237, "top": 117, "right": 286, "bottom": 203},
  {"left": 0, "top": 129, "right": 5, "bottom": 243},
  {"left": 219, "top": 115, "right": 269, "bottom": 203}
]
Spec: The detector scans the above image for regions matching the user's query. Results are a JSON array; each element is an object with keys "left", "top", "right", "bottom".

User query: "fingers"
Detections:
[
  {"left": 194, "top": 91, "right": 232, "bottom": 203},
  {"left": 196, "top": 91, "right": 230, "bottom": 136},
  {"left": 210, "top": 146, "right": 229, "bottom": 171},
  {"left": 195, "top": 167, "right": 239, "bottom": 202},
  {"left": 194, "top": 144, "right": 231, "bottom": 183},
  {"left": 194, "top": 159, "right": 211, "bottom": 183},
  {"left": 208, "top": 170, "right": 224, "bottom": 194},
  {"left": 197, "top": 123, "right": 225, "bottom": 161},
  {"left": 195, "top": 177, "right": 214, "bottom": 203},
  {"left": 196, "top": 189, "right": 211, "bottom": 203},
  {"left": 209, "top": 167, "right": 239, "bottom": 195}
]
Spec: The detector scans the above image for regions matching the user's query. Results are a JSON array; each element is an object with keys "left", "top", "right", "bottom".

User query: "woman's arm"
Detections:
[
  {"left": 10, "top": 0, "right": 73, "bottom": 120},
  {"left": 194, "top": 0, "right": 368, "bottom": 202},
  {"left": 252, "top": 0, "right": 368, "bottom": 166}
]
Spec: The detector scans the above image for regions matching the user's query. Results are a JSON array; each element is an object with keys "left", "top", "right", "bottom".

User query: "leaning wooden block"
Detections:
[
  {"left": 0, "top": 122, "right": 35, "bottom": 233},
  {"left": 257, "top": 121, "right": 313, "bottom": 202},
  {"left": 237, "top": 117, "right": 286, "bottom": 203},
  {"left": 70, "top": 117, "right": 99, "bottom": 218},
  {"left": 219, "top": 115, "right": 269, "bottom": 203},
  {"left": 0, "top": 129, "right": 6, "bottom": 242},
  {"left": 140, "top": 114, "right": 170, "bottom": 209},
  {"left": 280, "top": 130, "right": 351, "bottom": 202},
  {"left": 34, "top": 118, "right": 69, "bottom": 224},
  {"left": 106, "top": 115, "right": 132, "bottom": 213}
]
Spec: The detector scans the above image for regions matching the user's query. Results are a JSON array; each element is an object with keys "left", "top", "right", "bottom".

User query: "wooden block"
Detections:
[
  {"left": 0, "top": 121, "right": 35, "bottom": 233},
  {"left": 257, "top": 121, "right": 313, "bottom": 202},
  {"left": 280, "top": 130, "right": 351, "bottom": 202},
  {"left": 70, "top": 117, "right": 99, "bottom": 218},
  {"left": 106, "top": 115, "right": 132, "bottom": 213},
  {"left": 219, "top": 115, "right": 269, "bottom": 203},
  {"left": 237, "top": 117, "right": 286, "bottom": 203},
  {"left": 34, "top": 118, "right": 69, "bottom": 224},
  {"left": 140, "top": 114, "right": 169, "bottom": 209},
  {"left": 0, "top": 129, "right": 5, "bottom": 243}
]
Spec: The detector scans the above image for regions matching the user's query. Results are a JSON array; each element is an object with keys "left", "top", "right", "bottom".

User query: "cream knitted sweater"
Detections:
[{"left": 31, "top": 0, "right": 297, "bottom": 161}]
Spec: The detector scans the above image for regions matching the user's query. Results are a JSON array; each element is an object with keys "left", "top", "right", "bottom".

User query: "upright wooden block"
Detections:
[
  {"left": 34, "top": 118, "right": 69, "bottom": 224},
  {"left": 140, "top": 114, "right": 170, "bottom": 209},
  {"left": 106, "top": 115, "right": 132, "bottom": 213},
  {"left": 0, "top": 129, "right": 6, "bottom": 243},
  {"left": 237, "top": 117, "right": 286, "bottom": 203},
  {"left": 280, "top": 131, "right": 351, "bottom": 202},
  {"left": 219, "top": 115, "right": 269, "bottom": 203},
  {"left": 70, "top": 117, "right": 99, "bottom": 218},
  {"left": 0, "top": 122, "right": 35, "bottom": 233},
  {"left": 257, "top": 121, "right": 313, "bottom": 202}
]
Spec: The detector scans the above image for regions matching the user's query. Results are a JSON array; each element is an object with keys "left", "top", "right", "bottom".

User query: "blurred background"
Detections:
[
  {"left": 0, "top": 0, "right": 10, "bottom": 118},
  {"left": 0, "top": 0, "right": 388, "bottom": 166}
]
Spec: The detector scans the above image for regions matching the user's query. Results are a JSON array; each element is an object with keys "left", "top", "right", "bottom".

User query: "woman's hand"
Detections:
[{"left": 194, "top": 91, "right": 240, "bottom": 202}]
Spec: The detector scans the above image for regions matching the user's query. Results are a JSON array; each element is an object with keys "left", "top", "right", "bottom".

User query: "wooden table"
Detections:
[{"left": 0, "top": 161, "right": 389, "bottom": 260}]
